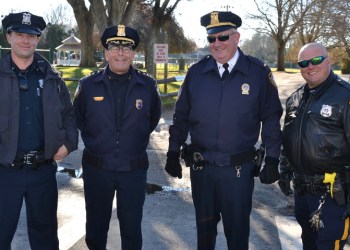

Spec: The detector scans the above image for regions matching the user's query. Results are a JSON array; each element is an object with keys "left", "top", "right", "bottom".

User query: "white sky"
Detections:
[{"left": 1, "top": 0, "right": 258, "bottom": 48}]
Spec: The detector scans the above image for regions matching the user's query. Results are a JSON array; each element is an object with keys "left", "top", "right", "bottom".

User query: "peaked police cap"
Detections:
[
  {"left": 200, "top": 11, "right": 242, "bottom": 34},
  {"left": 2, "top": 12, "right": 46, "bottom": 36}
]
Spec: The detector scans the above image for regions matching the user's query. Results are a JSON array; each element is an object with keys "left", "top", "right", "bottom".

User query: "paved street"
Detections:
[{"left": 11, "top": 72, "right": 350, "bottom": 249}]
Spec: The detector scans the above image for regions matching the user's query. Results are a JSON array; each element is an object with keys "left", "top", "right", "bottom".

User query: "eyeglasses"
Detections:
[
  {"left": 297, "top": 56, "right": 327, "bottom": 68},
  {"left": 207, "top": 32, "right": 235, "bottom": 43},
  {"left": 108, "top": 46, "right": 133, "bottom": 54}
]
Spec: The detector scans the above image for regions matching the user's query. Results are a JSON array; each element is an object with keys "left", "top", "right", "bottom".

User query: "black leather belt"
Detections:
[{"left": 0, "top": 151, "right": 53, "bottom": 170}]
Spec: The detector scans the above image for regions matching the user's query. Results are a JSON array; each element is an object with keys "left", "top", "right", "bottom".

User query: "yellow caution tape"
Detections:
[{"left": 323, "top": 172, "right": 336, "bottom": 198}]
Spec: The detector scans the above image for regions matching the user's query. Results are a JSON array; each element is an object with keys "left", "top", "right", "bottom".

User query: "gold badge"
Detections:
[
  {"left": 241, "top": 83, "right": 250, "bottom": 95},
  {"left": 210, "top": 12, "right": 219, "bottom": 25},
  {"left": 135, "top": 99, "right": 143, "bottom": 110},
  {"left": 117, "top": 25, "right": 126, "bottom": 37},
  {"left": 93, "top": 96, "right": 104, "bottom": 101}
]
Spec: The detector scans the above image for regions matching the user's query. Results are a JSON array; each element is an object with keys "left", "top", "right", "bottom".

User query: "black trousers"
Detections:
[
  {"left": 0, "top": 163, "right": 59, "bottom": 250},
  {"left": 190, "top": 161, "right": 255, "bottom": 250},
  {"left": 295, "top": 192, "right": 349, "bottom": 250},
  {"left": 82, "top": 164, "right": 147, "bottom": 250}
]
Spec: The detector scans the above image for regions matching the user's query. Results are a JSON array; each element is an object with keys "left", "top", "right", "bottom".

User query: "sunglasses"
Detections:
[
  {"left": 297, "top": 56, "right": 327, "bottom": 68},
  {"left": 207, "top": 32, "right": 235, "bottom": 43}
]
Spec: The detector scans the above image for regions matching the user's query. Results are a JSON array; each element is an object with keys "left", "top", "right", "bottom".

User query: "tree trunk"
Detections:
[
  {"left": 276, "top": 42, "right": 286, "bottom": 71},
  {"left": 67, "top": 0, "right": 96, "bottom": 67}
]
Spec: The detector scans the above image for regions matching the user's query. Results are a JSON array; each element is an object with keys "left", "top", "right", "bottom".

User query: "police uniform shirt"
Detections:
[
  {"left": 13, "top": 61, "right": 45, "bottom": 153},
  {"left": 106, "top": 67, "right": 129, "bottom": 130},
  {"left": 217, "top": 49, "right": 239, "bottom": 77}
]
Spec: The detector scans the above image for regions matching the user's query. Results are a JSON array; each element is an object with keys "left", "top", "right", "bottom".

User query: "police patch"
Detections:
[
  {"left": 136, "top": 99, "right": 143, "bottom": 110},
  {"left": 320, "top": 104, "right": 332, "bottom": 117},
  {"left": 268, "top": 72, "right": 277, "bottom": 89}
]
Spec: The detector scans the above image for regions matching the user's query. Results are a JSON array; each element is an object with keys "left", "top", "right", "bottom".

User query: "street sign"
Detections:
[{"left": 154, "top": 43, "right": 168, "bottom": 63}]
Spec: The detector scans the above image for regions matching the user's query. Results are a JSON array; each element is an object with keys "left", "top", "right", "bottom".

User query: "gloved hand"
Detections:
[
  {"left": 278, "top": 170, "right": 293, "bottom": 196},
  {"left": 165, "top": 151, "right": 182, "bottom": 179},
  {"left": 259, "top": 157, "right": 280, "bottom": 184}
]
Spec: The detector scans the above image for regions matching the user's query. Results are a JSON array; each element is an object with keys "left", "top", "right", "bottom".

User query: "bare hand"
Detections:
[{"left": 53, "top": 145, "right": 69, "bottom": 161}]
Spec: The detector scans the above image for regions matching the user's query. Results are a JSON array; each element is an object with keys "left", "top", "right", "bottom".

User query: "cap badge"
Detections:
[
  {"left": 241, "top": 83, "right": 250, "bottom": 95},
  {"left": 117, "top": 25, "right": 126, "bottom": 37},
  {"left": 22, "top": 13, "right": 31, "bottom": 25},
  {"left": 210, "top": 12, "right": 219, "bottom": 25},
  {"left": 135, "top": 99, "right": 143, "bottom": 110},
  {"left": 320, "top": 104, "right": 332, "bottom": 117}
]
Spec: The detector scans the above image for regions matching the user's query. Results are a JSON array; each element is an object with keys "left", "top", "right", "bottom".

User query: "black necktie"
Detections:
[{"left": 222, "top": 63, "right": 229, "bottom": 80}]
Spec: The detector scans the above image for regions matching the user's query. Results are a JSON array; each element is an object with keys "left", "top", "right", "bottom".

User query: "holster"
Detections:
[
  {"left": 180, "top": 143, "right": 194, "bottom": 167},
  {"left": 333, "top": 173, "right": 345, "bottom": 205},
  {"left": 253, "top": 144, "right": 265, "bottom": 177}
]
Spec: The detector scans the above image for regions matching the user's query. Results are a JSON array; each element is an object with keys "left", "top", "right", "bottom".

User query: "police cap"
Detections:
[
  {"left": 100, "top": 25, "right": 140, "bottom": 50},
  {"left": 2, "top": 12, "right": 46, "bottom": 36},
  {"left": 200, "top": 11, "right": 242, "bottom": 34}
]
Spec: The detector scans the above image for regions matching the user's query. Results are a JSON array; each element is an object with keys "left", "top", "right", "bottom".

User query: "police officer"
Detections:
[
  {"left": 165, "top": 11, "right": 282, "bottom": 250},
  {"left": 278, "top": 42, "right": 350, "bottom": 249},
  {"left": 74, "top": 24, "right": 161, "bottom": 250},
  {"left": 0, "top": 12, "right": 78, "bottom": 250}
]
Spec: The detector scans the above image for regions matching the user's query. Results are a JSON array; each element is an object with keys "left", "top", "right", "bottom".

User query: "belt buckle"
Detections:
[{"left": 23, "top": 153, "right": 36, "bottom": 164}]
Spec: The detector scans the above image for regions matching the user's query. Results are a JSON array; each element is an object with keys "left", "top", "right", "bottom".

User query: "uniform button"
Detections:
[
  {"left": 25, "top": 107, "right": 29, "bottom": 110},
  {"left": 26, "top": 121, "right": 31, "bottom": 125}
]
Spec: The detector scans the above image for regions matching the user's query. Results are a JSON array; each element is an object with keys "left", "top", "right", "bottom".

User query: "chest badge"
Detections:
[
  {"left": 241, "top": 83, "right": 250, "bottom": 95},
  {"left": 320, "top": 104, "right": 332, "bottom": 117},
  {"left": 136, "top": 99, "right": 143, "bottom": 110}
]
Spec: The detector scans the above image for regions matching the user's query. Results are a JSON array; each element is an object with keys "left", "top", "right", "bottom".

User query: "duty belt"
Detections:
[
  {"left": 1, "top": 151, "right": 53, "bottom": 170},
  {"left": 293, "top": 174, "right": 327, "bottom": 195}
]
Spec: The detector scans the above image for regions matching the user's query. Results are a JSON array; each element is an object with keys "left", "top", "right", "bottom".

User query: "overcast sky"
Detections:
[{"left": 1, "top": 0, "right": 258, "bottom": 47}]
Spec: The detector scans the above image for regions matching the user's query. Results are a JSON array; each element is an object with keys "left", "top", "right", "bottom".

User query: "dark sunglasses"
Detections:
[
  {"left": 207, "top": 32, "right": 235, "bottom": 43},
  {"left": 297, "top": 56, "right": 327, "bottom": 68}
]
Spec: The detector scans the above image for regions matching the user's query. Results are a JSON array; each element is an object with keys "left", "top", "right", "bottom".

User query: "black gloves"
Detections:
[
  {"left": 278, "top": 169, "right": 293, "bottom": 196},
  {"left": 165, "top": 151, "right": 182, "bottom": 179},
  {"left": 259, "top": 156, "right": 280, "bottom": 184}
]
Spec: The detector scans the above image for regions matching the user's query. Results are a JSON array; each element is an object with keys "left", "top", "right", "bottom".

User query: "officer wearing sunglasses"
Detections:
[
  {"left": 278, "top": 42, "right": 350, "bottom": 248},
  {"left": 165, "top": 11, "right": 283, "bottom": 250}
]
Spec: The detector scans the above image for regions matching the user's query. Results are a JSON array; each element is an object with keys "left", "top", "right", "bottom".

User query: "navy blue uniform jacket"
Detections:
[
  {"left": 74, "top": 66, "right": 161, "bottom": 171},
  {"left": 169, "top": 49, "right": 282, "bottom": 165}
]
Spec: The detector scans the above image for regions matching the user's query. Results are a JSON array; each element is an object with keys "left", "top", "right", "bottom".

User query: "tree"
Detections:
[
  {"left": 240, "top": 33, "right": 276, "bottom": 65},
  {"left": 250, "top": 0, "right": 319, "bottom": 71}
]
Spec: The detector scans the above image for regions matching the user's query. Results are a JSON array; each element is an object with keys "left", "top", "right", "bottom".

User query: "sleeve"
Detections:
[
  {"left": 60, "top": 79, "right": 79, "bottom": 153},
  {"left": 72, "top": 81, "right": 85, "bottom": 132},
  {"left": 149, "top": 82, "right": 161, "bottom": 133},
  {"left": 168, "top": 72, "right": 192, "bottom": 153},
  {"left": 260, "top": 69, "right": 283, "bottom": 158}
]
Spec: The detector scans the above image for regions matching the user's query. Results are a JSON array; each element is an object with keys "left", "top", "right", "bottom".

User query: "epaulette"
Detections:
[
  {"left": 136, "top": 69, "right": 156, "bottom": 81},
  {"left": 247, "top": 55, "right": 266, "bottom": 68},
  {"left": 335, "top": 76, "right": 350, "bottom": 91},
  {"left": 188, "top": 55, "right": 212, "bottom": 69},
  {"left": 80, "top": 69, "right": 103, "bottom": 82}
]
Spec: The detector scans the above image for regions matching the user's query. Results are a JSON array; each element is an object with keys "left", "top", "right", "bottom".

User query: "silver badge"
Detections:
[
  {"left": 320, "top": 104, "right": 332, "bottom": 117},
  {"left": 38, "top": 79, "right": 44, "bottom": 88},
  {"left": 22, "top": 13, "right": 31, "bottom": 25}
]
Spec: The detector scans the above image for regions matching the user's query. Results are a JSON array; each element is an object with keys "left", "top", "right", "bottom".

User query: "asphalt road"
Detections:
[{"left": 11, "top": 72, "right": 350, "bottom": 250}]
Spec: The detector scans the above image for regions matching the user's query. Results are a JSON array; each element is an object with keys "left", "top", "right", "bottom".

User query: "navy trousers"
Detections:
[
  {"left": 190, "top": 161, "right": 255, "bottom": 250},
  {"left": 82, "top": 164, "right": 147, "bottom": 250},
  {"left": 295, "top": 192, "right": 349, "bottom": 250},
  {"left": 0, "top": 163, "right": 59, "bottom": 250}
]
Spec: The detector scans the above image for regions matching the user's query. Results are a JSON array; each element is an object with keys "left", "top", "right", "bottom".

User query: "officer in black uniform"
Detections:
[
  {"left": 278, "top": 42, "right": 350, "bottom": 249},
  {"left": 0, "top": 12, "right": 78, "bottom": 250},
  {"left": 74, "top": 24, "right": 161, "bottom": 250},
  {"left": 165, "top": 11, "right": 282, "bottom": 250}
]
